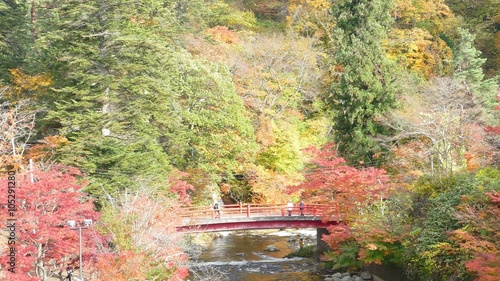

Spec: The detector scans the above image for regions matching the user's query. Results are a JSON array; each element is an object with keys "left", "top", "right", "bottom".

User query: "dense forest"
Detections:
[{"left": 0, "top": 0, "right": 499, "bottom": 280}]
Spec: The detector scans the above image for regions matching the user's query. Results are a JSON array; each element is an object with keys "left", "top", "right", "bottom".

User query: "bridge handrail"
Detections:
[{"left": 179, "top": 203, "right": 343, "bottom": 220}]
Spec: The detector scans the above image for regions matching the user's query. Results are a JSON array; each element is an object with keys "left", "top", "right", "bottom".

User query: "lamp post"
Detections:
[{"left": 67, "top": 219, "right": 93, "bottom": 281}]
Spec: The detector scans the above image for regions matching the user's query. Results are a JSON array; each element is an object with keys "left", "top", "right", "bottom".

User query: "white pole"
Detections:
[
  {"left": 79, "top": 227, "right": 83, "bottom": 281},
  {"left": 29, "top": 158, "right": 34, "bottom": 183}
]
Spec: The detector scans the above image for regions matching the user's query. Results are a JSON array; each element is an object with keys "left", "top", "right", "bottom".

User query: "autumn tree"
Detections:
[
  {"left": 328, "top": 0, "right": 399, "bottom": 166},
  {"left": 0, "top": 98, "right": 37, "bottom": 172},
  {"left": 286, "top": 0, "right": 334, "bottom": 42},
  {"left": 381, "top": 77, "right": 494, "bottom": 178},
  {"left": 0, "top": 166, "right": 101, "bottom": 280},
  {"left": 288, "top": 143, "right": 391, "bottom": 268},
  {"left": 96, "top": 185, "right": 191, "bottom": 280},
  {"left": 385, "top": 28, "right": 453, "bottom": 78}
]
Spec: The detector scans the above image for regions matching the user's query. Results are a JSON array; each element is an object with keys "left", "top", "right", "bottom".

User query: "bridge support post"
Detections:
[{"left": 316, "top": 228, "right": 331, "bottom": 261}]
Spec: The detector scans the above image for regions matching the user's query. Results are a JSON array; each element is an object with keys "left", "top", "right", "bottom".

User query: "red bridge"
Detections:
[{"left": 177, "top": 203, "right": 343, "bottom": 233}]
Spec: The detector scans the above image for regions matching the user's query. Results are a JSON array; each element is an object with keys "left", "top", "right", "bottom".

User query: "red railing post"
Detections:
[
  {"left": 239, "top": 201, "right": 243, "bottom": 214},
  {"left": 313, "top": 207, "right": 317, "bottom": 216},
  {"left": 246, "top": 204, "right": 250, "bottom": 218},
  {"left": 281, "top": 208, "right": 285, "bottom": 216}
]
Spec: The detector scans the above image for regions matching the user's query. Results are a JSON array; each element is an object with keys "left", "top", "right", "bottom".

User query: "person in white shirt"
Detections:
[{"left": 287, "top": 200, "right": 293, "bottom": 216}]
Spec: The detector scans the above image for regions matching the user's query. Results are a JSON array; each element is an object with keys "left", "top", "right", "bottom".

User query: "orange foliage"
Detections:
[
  {"left": 451, "top": 191, "right": 500, "bottom": 280},
  {"left": 27, "top": 135, "right": 69, "bottom": 162},
  {"left": 204, "top": 26, "right": 240, "bottom": 44},
  {"left": 94, "top": 251, "right": 150, "bottom": 281}
]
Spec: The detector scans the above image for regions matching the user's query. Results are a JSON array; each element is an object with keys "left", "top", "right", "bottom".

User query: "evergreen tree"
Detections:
[
  {"left": 328, "top": 0, "right": 398, "bottom": 166},
  {"left": 0, "top": 0, "right": 31, "bottom": 81},
  {"left": 453, "top": 28, "right": 498, "bottom": 121},
  {"left": 34, "top": 0, "right": 257, "bottom": 199},
  {"left": 35, "top": 0, "right": 182, "bottom": 197}
]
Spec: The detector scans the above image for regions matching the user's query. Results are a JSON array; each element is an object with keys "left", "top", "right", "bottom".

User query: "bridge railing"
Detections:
[{"left": 179, "top": 203, "right": 343, "bottom": 222}]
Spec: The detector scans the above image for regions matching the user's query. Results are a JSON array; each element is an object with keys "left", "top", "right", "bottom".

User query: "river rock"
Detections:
[
  {"left": 341, "top": 276, "right": 353, "bottom": 281},
  {"left": 288, "top": 236, "right": 297, "bottom": 242},
  {"left": 235, "top": 253, "right": 245, "bottom": 256},
  {"left": 353, "top": 277, "right": 362, "bottom": 281},
  {"left": 265, "top": 245, "right": 279, "bottom": 252},
  {"left": 324, "top": 278, "right": 334, "bottom": 281},
  {"left": 341, "top": 273, "right": 351, "bottom": 278},
  {"left": 360, "top": 271, "right": 372, "bottom": 280},
  {"left": 332, "top": 272, "right": 342, "bottom": 278}
]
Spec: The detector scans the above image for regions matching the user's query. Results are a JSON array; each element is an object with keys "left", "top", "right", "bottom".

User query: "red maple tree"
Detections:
[
  {"left": 289, "top": 144, "right": 389, "bottom": 213},
  {"left": 0, "top": 166, "right": 101, "bottom": 280},
  {"left": 288, "top": 143, "right": 391, "bottom": 253}
]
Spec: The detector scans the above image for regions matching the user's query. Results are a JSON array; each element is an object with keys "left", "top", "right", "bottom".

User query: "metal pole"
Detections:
[{"left": 79, "top": 227, "right": 83, "bottom": 281}]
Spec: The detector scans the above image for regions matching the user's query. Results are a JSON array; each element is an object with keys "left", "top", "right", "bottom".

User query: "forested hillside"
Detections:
[{"left": 1, "top": 0, "right": 499, "bottom": 280}]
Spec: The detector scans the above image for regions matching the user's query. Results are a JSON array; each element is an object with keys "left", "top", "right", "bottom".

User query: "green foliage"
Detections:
[
  {"left": 31, "top": 0, "right": 258, "bottom": 200},
  {"left": 453, "top": 28, "right": 498, "bottom": 119},
  {"left": 328, "top": 0, "right": 398, "bottom": 166},
  {"left": 324, "top": 241, "right": 364, "bottom": 272},
  {"left": 207, "top": 1, "right": 257, "bottom": 30},
  {"left": 475, "top": 167, "right": 500, "bottom": 187},
  {"left": 402, "top": 173, "right": 487, "bottom": 280},
  {"left": 286, "top": 244, "right": 316, "bottom": 258},
  {"left": 446, "top": 0, "right": 500, "bottom": 76},
  {"left": 0, "top": 0, "right": 31, "bottom": 81},
  {"left": 257, "top": 119, "right": 304, "bottom": 173},
  {"left": 161, "top": 55, "right": 258, "bottom": 174}
]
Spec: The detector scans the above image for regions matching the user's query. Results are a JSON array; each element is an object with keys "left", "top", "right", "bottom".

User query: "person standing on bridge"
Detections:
[
  {"left": 287, "top": 200, "right": 293, "bottom": 216},
  {"left": 214, "top": 201, "right": 220, "bottom": 219},
  {"left": 299, "top": 200, "right": 305, "bottom": 216}
]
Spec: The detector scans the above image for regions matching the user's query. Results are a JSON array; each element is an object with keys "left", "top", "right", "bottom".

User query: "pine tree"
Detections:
[
  {"left": 34, "top": 0, "right": 257, "bottom": 198},
  {"left": 0, "top": 0, "right": 31, "bottom": 81},
  {"left": 328, "top": 0, "right": 398, "bottom": 166},
  {"left": 453, "top": 28, "right": 498, "bottom": 120}
]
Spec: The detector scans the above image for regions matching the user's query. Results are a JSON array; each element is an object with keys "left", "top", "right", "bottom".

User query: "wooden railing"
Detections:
[{"left": 179, "top": 203, "right": 343, "bottom": 221}]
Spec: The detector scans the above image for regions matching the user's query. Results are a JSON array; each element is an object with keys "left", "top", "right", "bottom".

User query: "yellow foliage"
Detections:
[
  {"left": 287, "top": 0, "right": 333, "bottom": 39},
  {"left": 5, "top": 68, "right": 52, "bottom": 101},
  {"left": 393, "top": 0, "right": 459, "bottom": 36},
  {"left": 0, "top": 154, "right": 25, "bottom": 175},
  {"left": 386, "top": 28, "right": 453, "bottom": 78}
]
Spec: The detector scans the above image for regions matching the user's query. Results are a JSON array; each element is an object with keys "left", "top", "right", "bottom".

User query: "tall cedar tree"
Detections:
[
  {"left": 35, "top": 0, "right": 256, "bottom": 198},
  {"left": 329, "top": 0, "right": 398, "bottom": 166},
  {"left": 0, "top": 0, "right": 31, "bottom": 81}
]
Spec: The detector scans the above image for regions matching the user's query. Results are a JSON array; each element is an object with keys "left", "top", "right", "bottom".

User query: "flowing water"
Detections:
[{"left": 188, "top": 229, "right": 325, "bottom": 281}]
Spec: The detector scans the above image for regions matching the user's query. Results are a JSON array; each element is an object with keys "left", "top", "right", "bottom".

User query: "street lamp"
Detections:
[{"left": 67, "top": 219, "right": 93, "bottom": 281}]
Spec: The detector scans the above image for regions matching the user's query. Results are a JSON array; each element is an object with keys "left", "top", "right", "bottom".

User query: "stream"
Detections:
[{"left": 188, "top": 229, "right": 325, "bottom": 281}]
